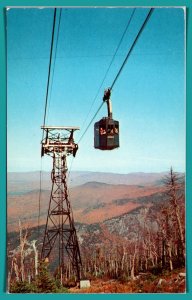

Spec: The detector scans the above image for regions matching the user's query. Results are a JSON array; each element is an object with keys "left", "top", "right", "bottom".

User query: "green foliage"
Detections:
[
  {"left": 9, "top": 262, "right": 70, "bottom": 293},
  {"left": 10, "top": 281, "right": 38, "bottom": 293},
  {"left": 56, "top": 286, "right": 70, "bottom": 293},
  {"left": 36, "top": 261, "right": 58, "bottom": 293},
  {"left": 54, "top": 279, "right": 70, "bottom": 293}
]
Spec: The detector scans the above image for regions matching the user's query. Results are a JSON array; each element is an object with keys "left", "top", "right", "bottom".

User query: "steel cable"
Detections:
[
  {"left": 77, "top": 8, "right": 137, "bottom": 144},
  {"left": 42, "top": 8, "right": 57, "bottom": 135},
  {"left": 47, "top": 8, "right": 62, "bottom": 124},
  {"left": 77, "top": 8, "right": 154, "bottom": 145},
  {"left": 79, "top": 8, "right": 136, "bottom": 136},
  {"left": 38, "top": 8, "right": 58, "bottom": 238},
  {"left": 110, "top": 8, "right": 154, "bottom": 90}
]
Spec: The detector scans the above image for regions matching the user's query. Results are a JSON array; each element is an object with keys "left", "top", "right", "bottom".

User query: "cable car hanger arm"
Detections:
[{"left": 103, "top": 88, "right": 112, "bottom": 119}]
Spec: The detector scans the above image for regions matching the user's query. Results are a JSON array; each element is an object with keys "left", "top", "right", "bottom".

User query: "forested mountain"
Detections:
[
  {"left": 7, "top": 170, "right": 185, "bottom": 293},
  {"left": 7, "top": 171, "right": 171, "bottom": 231}
]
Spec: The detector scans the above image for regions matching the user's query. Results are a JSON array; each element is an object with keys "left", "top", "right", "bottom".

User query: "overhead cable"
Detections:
[
  {"left": 42, "top": 8, "right": 57, "bottom": 134},
  {"left": 47, "top": 8, "right": 62, "bottom": 123},
  {"left": 110, "top": 8, "right": 154, "bottom": 90},
  {"left": 79, "top": 8, "right": 136, "bottom": 136},
  {"left": 78, "top": 101, "right": 104, "bottom": 143},
  {"left": 78, "top": 8, "right": 136, "bottom": 144},
  {"left": 38, "top": 8, "right": 58, "bottom": 238},
  {"left": 78, "top": 8, "right": 154, "bottom": 144}
]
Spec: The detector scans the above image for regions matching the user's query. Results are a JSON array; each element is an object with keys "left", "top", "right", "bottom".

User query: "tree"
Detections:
[
  {"left": 36, "top": 261, "right": 57, "bottom": 293},
  {"left": 9, "top": 220, "right": 30, "bottom": 283},
  {"left": 164, "top": 168, "right": 185, "bottom": 262},
  {"left": 9, "top": 280, "right": 38, "bottom": 293},
  {"left": 19, "top": 219, "right": 29, "bottom": 281},
  {"left": 147, "top": 168, "right": 185, "bottom": 271},
  {"left": 26, "top": 240, "right": 38, "bottom": 276}
]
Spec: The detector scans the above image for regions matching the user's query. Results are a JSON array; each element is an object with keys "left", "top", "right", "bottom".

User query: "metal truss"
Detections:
[{"left": 41, "top": 126, "right": 81, "bottom": 280}]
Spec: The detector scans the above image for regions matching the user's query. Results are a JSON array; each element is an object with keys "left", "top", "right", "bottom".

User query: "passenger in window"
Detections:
[
  {"left": 114, "top": 127, "right": 118, "bottom": 134},
  {"left": 100, "top": 127, "right": 106, "bottom": 135}
]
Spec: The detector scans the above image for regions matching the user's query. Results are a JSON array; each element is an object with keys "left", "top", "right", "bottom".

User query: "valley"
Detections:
[
  {"left": 7, "top": 170, "right": 185, "bottom": 293},
  {"left": 7, "top": 171, "right": 167, "bottom": 231}
]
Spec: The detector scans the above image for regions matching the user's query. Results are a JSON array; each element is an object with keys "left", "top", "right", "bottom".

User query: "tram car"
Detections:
[
  {"left": 94, "top": 88, "right": 120, "bottom": 150},
  {"left": 94, "top": 117, "right": 119, "bottom": 150}
]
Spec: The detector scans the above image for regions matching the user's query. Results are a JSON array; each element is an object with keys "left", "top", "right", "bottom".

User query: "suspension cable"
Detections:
[
  {"left": 110, "top": 8, "right": 154, "bottom": 90},
  {"left": 47, "top": 8, "right": 62, "bottom": 124},
  {"left": 42, "top": 8, "right": 57, "bottom": 135},
  {"left": 38, "top": 162, "right": 43, "bottom": 237},
  {"left": 79, "top": 8, "right": 136, "bottom": 136},
  {"left": 38, "top": 8, "right": 58, "bottom": 237},
  {"left": 78, "top": 101, "right": 104, "bottom": 143},
  {"left": 78, "top": 8, "right": 154, "bottom": 144},
  {"left": 67, "top": 156, "right": 75, "bottom": 183}
]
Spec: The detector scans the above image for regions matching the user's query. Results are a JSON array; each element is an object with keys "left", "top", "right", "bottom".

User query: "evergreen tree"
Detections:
[
  {"left": 10, "top": 281, "right": 38, "bottom": 293},
  {"left": 36, "top": 261, "right": 57, "bottom": 293}
]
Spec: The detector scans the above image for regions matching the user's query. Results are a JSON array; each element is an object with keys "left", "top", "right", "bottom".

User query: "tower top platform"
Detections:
[{"left": 41, "top": 126, "right": 80, "bottom": 130}]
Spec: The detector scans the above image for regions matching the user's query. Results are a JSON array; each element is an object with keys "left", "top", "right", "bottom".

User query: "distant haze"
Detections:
[
  {"left": 7, "top": 170, "right": 184, "bottom": 232},
  {"left": 7, "top": 170, "right": 171, "bottom": 192}
]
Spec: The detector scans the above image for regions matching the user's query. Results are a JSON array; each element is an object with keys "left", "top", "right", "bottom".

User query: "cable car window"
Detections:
[
  {"left": 107, "top": 125, "right": 114, "bottom": 135},
  {"left": 114, "top": 125, "right": 118, "bottom": 134},
  {"left": 100, "top": 127, "right": 106, "bottom": 135}
]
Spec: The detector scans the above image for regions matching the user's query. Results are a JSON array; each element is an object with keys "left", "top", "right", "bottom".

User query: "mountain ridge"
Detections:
[
  {"left": 7, "top": 171, "right": 184, "bottom": 232},
  {"left": 8, "top": 170, "right": 176, "bottom": 192}
]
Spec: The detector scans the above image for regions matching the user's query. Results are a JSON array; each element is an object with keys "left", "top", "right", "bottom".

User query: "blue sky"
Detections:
[{"left": 7, "top": 7, "right": 185, "bottom": 173}]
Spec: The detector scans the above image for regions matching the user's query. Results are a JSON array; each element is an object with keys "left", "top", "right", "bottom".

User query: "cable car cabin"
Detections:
[{"left": 94, "top": 117, "right": 119, "bottom": 150}]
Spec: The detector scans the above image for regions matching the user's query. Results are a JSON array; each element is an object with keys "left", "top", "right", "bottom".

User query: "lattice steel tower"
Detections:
[{"left": 41, "top": 126, "right": 81, "bottom": 281}]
